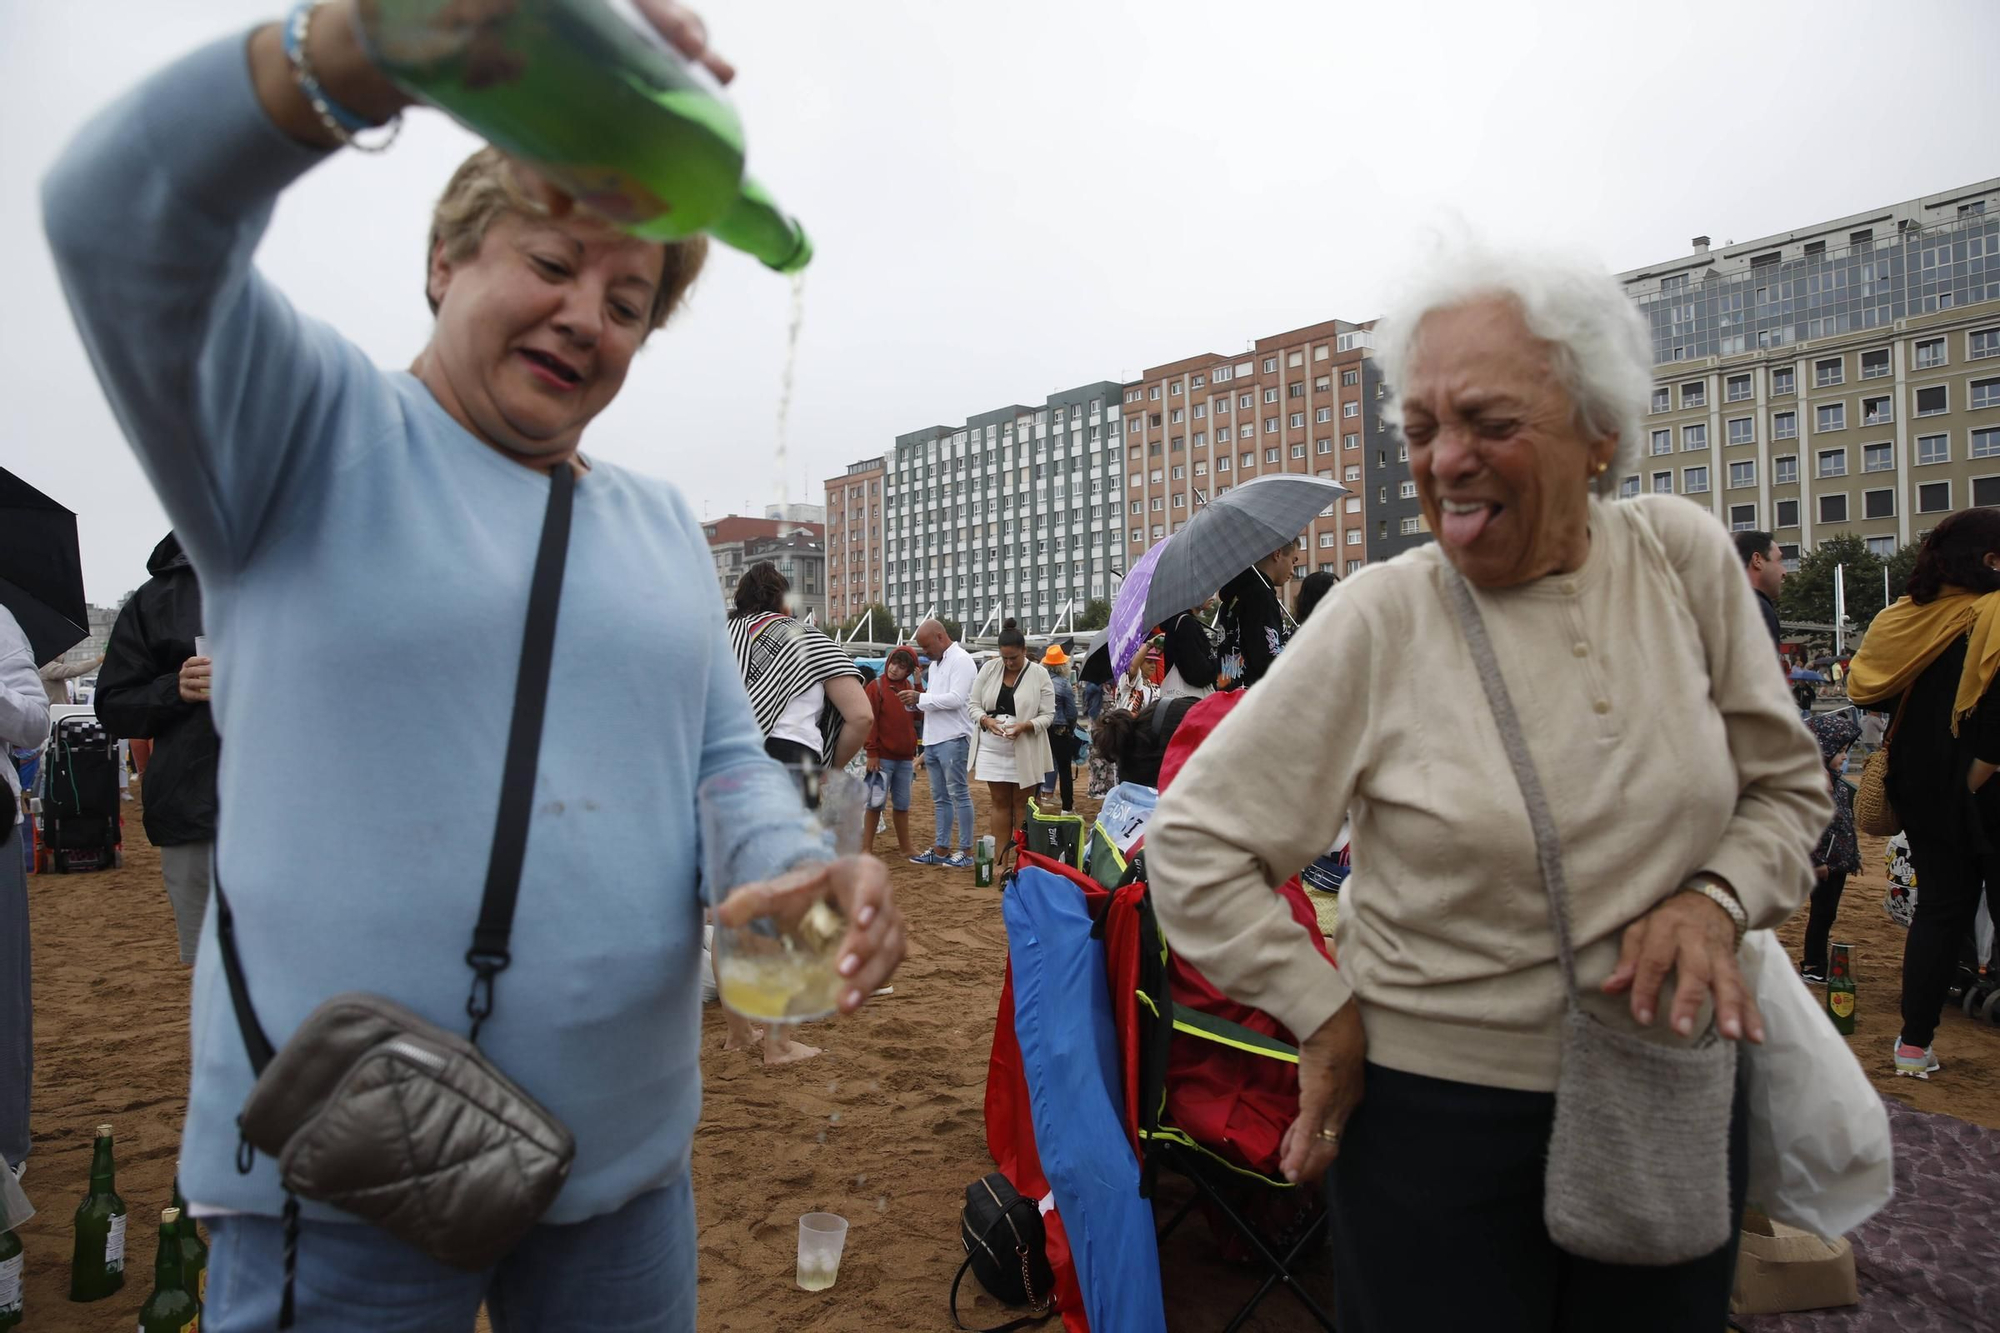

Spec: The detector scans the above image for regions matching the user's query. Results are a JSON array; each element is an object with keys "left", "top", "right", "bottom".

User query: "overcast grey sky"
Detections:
[{"left": 4, "top": 0, "right": 1995, "bottom": 602}]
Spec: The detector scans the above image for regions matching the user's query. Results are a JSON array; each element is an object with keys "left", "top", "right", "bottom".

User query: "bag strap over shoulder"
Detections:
[
  {"left": 213, "top": 462, "right": 577, "bottom": 1074},
  {"left": 1442, "top": 571, "right": 1584, "bottom": 1007}
]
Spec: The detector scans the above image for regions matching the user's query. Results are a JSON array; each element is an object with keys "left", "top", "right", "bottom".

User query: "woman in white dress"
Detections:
[{"left": 968, "top": 620, "right": 1055, "bottom": 853}]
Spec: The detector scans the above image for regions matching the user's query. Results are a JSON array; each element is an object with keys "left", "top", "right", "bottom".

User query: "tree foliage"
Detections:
[
  {"left": 1075, "top": 599, "right": 1112, "bottom": 632},
  {"left": 833, "top": 602, "right": 897, "bottom": 641},
  {"left": 1778, "top": 533, "right": 1885, "bottom": 637},
  {"left": 1883, "top": 542, "right": 1921, "bottom": 606}
]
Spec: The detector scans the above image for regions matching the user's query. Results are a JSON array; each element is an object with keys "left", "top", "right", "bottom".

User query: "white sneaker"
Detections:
[{"left": 1893, "top": 1037, "right": 1941, "bottom": 1078}]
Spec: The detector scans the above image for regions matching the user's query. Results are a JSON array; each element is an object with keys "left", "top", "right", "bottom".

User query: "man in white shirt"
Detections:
[
  {"left": 1, "top": 606, "right": 53, "bottom": 1175},
  {"left": 904, "top": 619, "right": 978, "bottom": 869}
]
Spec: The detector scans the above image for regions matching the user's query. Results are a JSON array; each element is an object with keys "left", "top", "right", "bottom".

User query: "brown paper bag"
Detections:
[{"left": 1729, "top": 1209, "right": 1859, "bottom": 1316}]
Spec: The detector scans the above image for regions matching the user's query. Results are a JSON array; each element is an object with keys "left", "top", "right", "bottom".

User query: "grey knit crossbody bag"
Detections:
[{"left": 1444, "top": 570, "right": 1736, "bottom": 1267}]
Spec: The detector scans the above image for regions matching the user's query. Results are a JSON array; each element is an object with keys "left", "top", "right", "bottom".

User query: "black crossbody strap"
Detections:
[
  {"left": 466, "top": 462, "right": 575, "bottom": 1037},
  {"left": 211, "top": 463, "right": 576, "bottom": 1079}
]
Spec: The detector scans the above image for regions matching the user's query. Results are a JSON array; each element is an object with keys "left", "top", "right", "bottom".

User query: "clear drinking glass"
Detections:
[
  {"left": 796, "top": 1212, "right": 849, "bottom": 1291},
  {"left": 699, "top": 763, "right": 866, "bottom": 1024}
]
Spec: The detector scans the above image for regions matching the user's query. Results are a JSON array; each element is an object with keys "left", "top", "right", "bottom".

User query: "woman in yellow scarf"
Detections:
[{"left": 1846, "top": 508, "right": 2000, "bottom": 1078}]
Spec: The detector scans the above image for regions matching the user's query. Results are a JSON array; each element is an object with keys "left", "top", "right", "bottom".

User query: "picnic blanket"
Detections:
[{"left": 1738, "top": 1096, "right": 1999, "bottom": 1332}]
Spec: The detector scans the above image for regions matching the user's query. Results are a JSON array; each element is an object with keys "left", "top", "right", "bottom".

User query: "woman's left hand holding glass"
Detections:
[
  {"left": 1602, "top": 887, "right": 1763, "bottom": 1044},
  {"left": 713, "top": 855, "right": 905, "bottom": 1013}
]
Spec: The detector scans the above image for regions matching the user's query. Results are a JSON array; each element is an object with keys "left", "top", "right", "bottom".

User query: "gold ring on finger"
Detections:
[{"left": 1314, "top": 1128, "right": 1340, "bottom": 1143}]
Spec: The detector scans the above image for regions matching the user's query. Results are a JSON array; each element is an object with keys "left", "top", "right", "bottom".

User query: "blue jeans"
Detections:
[
  {"left": 923, "top": 735, "right": 973, "bottom": 852},
  {"left": 878, "top": 756, "right": 915, "bottom": 811},
  {"left": 202, "top": 1175, "right": 695, "bottom": 1332}
]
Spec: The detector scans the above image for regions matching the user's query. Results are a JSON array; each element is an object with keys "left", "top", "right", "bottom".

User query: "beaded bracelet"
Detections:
[{"left": 282, "top": 0, "right": 403, "bottom": 153}]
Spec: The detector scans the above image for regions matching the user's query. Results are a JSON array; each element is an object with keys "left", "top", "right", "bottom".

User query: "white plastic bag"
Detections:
[
  {"left": 0, "top": 1161, "right": 32, "bottom": 1231},
  {"left": 1740, "top": 931, "right": 1894, "bottom": 1237}
]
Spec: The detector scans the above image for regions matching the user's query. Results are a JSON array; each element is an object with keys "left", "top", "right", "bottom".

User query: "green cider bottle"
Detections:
[
  {"left": 69, "top": 1123, "right": 128, "bottom": 1302},
  {"left": 355, "top": 0, "right": 812, "bottom": 271},
  {"left": 137, "top": 1208, "right": 200, "bottom": 1333},
  {"left": 1827, "top": 943, "right": 1857, "bottom": 1036},
  {"left": 0, "top": 1225, "right": 23, "bottom": 1330},
  {"left": 172, "top": 1174, "right": 209, "bottom": 1313}
]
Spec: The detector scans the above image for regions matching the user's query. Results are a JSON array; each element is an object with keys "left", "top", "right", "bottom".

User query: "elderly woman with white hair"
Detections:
[{"left": 1145, "top": 248, "right": 1829, "bottom": 1330}]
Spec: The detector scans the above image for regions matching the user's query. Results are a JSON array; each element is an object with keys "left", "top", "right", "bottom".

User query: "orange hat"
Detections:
[{"left": 1042, "top": 644, "right": 1069, "bottom": 666}]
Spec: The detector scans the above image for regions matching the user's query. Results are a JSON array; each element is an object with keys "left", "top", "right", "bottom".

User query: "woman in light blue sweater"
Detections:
[{"left": 42, "top": 4, "right": 904, "bottom": 1328}]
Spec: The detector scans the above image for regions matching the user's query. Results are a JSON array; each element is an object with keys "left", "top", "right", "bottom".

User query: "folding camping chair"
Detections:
[{"left": 1103, "top": 877, "right": 1337, "bottom": 1333}]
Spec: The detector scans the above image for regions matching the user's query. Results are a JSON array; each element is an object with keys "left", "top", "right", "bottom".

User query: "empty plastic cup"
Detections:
[{"left": 796, "top": 1212, "right": 849, "bottom": 1291}]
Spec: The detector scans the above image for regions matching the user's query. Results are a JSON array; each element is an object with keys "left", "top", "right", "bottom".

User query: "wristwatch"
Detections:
[{"left": 1680, "top": 877, "right": 1748, "bottom": 948}]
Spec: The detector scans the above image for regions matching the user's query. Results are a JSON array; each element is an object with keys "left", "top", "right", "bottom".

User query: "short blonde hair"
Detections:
[{"left": 427, "top": 147, "right": 708, "bottom": 332}]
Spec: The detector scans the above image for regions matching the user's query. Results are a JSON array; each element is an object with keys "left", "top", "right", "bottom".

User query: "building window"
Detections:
[
  {"left": 1772, "top": 411, "right": 1797, "bottom": 440},
  {"left": 1345, "top": 464, "right": 1361, "bottom": 482},
  {"left": 1239, "top": 393, "right": 1253, "bottom": 409},
  {"left": 1216, "top": 455, "right": 1232, "bottom": 472},
  {"left": 1776, "top": 498, "right": 1800, "bottom": 528},
  {"left": 1193, "top": 460, "right": 1208, "bottom": 477},
  {"left": 1170, "top": 408, "right": 1184, "bottom": 423},
  {"left": 1314, "top": 406, "right": 1332, "bottom": 423},
  {"left": 1317, "top": 532, "right": 1336, "bottom": 548},
  {"left": 1863, "top": 396, "right": 1893, "bottom": 427},
  {"left": 1651, "top": 387, "right": 1670, "bottom": 414},
  {"left": 1914, "top": 384, "right": 1950, "bottom": 416},
  {"left": 1263, "top": 357, "right": 1277, "bottom": 373},
  {"left": 1974, "top": 427, "right": 2000, "bottom": 458},
  {"left": 1683, "top": 423, "right": 1707, "bottom": 450},
  {"left": 1917, "top": 433, "right": 1950, "bottom": 465},
  {"left": 1289, "top": 383, "right": 1305, "bottom": 399},
  {"left": 1919, "top": 481, "right": 1952, "bottom": 513},
  {"left": 1344, "top": 433, "right": 1359, "bottom": 449},
  {"left": 1148, "top": 386, "right": 1160, "bottom": 400},
  {"left": 1729, "top": 504, "right": 1757, "bottom": 531},
  {"left": 1399, "top": 517, "right": 1421, "bottom": 536},
  {"left": 1771, "top": 366, "right": 1795, "bottom": 396},
  {"left": 1726, "top": 374, "right": 1752, "bottom": 402},
  {"left": 1619, "top": 475, "right": 1641, "bottom": 498},
  {"left": 1816, "top": 403, "right": 1846, "bottom": 433},
  {"left": 1915, "top": 338, "right": 1946, "bottom": 370},
  {"left": 1150, "top": 413, "right": 1162, "bottom": 427},
  {"left": 1728, "top": 418, "right": 1754, "bottom": 446},
  {"left": 1264, "top": 418, "right": 1279, "bottom": 434},
  {"left": 1290, "top": 443, "right": 1306, "bottom": 459},
  {"left": 1975, "top": 379, "right": 2000, "bottom": 411},
  {"left": 1863, "top": 442, "right": 1893, "bottom": 473},
  {"left": 1172, "top": 494, "right": 1185, "bottom": 509},
  {"left": 1864, "top": 488, "right": 1895, "bottom": 520},
  {"left": 1651, "top": 471, "right": 1673, "bottom": 494},
  {"left": 1651, "top": 429, "right": 1672, "bottom": 455},
  {"left": 1263, "top": 387, "right": 1279, "bottom": 405},
  {"left": 1865, "top": 535, "right": 1896, "bottom": 558},
  {"left": 1979, "top": 476, "right": 2000, "bottom": 507},
  {"left": 1815, "top": 358, "right": 1844, "bottom": 388},
  {"left": 1399, "top": 480, "right": 1417, "bottom": 498},
  {"left": 1774, "top": 455, "right": 1799, "bottom": 485},
  {"left": 1346, "top": 529, "right": 1362, "bottom": 545},
  {"left": 1684, "top": 466, "right": 1710, "bottom": 494},
  {"left": 1970, "top": 327, "right": 2000, "bottom": 360},
  {"left": 1316, "top": 438, "right": 1332, "bottom": 454},
  {"left": 1338, "top": 402, "right": 1357, "bottom": 419},
  {"left": 1819, "top": 493, "right": 1848, "bottom": 524},
  {"left": 1729, "top": 460, "right": 1755, "bottom": 489},
  {"left": 1861, "top": 349, "right": 1890, "bottom": 379},
  {"left": 1289, "top": 412, "right": 1305, "bottom": 429},
  {"left": 1170, "top": 464, "right": 1185, "bottom": 479},
  {"left": 1681, "top": 381, "right": 1706, "bottom": 409},
  {"left": 1817, "top": 448, "right": 1846, "bottom": 478},
  {"left": 1265, "top": 447, "right": 1280, "bottom": 463}
]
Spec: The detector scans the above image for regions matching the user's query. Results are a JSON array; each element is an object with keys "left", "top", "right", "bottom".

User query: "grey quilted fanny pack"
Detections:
[
  {"left": 1445, "top": 570, "right": 1737, "bottom": 1267},
  {"left": 212, "top": 464, "right": 579, "bottom": 1327},
  {"left": 233, "top": 992, "right": 574, "bottom": 1270}
]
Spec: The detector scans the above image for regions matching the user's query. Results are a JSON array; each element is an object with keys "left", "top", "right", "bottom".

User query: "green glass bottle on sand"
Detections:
[
  {"left": 137, "top": 1208, "right": 201, "bottom": 1333},
  {"left": 69, "top": 1123, "right": 128, "bottom": 1302},
  {"left": 0, "top": 1225, "right": 22, "bottom": 1330},
  {"left": 356, "top": 0, "right": 812, "bottom": 271},
  {"left": 173, "top": 1173, "right": 209, "bottom": 1312}
]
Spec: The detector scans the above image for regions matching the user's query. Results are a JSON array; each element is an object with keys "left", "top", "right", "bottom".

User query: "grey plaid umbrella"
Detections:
[{"left": 1139, "top": 474, "right": 1347, "bottom": 632}]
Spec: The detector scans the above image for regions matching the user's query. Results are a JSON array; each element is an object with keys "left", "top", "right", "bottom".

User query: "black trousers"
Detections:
[
  {"left": 1802, "top": 869, "right": 1849, "bottom": 973},
  {"left": 1899, "top": 820, "right": 2000, "bottom": 1048},
  {"left": 1047, "top": 725, "right": 1075, "bottom": 811},
  {"left": 1326, "top": 1062, "right": 1746, "bottom": 1333}
]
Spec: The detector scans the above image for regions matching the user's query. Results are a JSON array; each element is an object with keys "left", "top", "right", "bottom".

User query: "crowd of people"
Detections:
[{"left": 4, "top": 1, "right": 1991, "bottom": 1329}]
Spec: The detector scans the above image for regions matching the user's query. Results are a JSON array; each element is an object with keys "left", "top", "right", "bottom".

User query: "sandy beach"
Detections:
[{"left": 12, "top": 772, "right": 2000, "bottom": 1331}]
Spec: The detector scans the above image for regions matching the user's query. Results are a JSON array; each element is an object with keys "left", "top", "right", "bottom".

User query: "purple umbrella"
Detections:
[{"left": 1106, "top": 538, "right": 1170, "bottom": 680}]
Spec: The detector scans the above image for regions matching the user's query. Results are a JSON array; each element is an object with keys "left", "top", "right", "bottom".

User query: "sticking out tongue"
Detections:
[{"left": 1440, "top": 503, "right": 1499, "bottom": 548}]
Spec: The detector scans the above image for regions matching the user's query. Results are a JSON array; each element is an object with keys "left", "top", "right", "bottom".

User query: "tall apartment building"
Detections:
[
  {"left": 702, "top": 513, "right": 825, "bottom": 612},
  {"left": 823, "top": 456, "right": 887, "bottom": 624},
  {"left": 1618, "top": 179, "right": 2000, "bottom": 565},
  {"left": 882, "top": 381, "right": 1127, "bottom": 635},
  {"left": 1121, "top": 320, "right": 1397, "bottom": 582}
]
